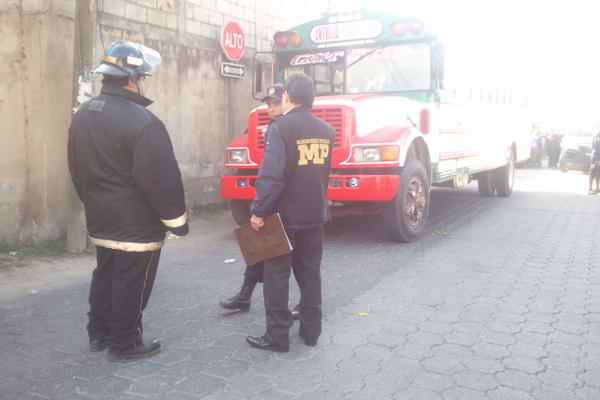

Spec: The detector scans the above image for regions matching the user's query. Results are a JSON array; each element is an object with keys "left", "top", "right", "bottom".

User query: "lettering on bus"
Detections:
[
  {"left": 310, "top": 19, "right": 383, "bottom": 44},
  {"left": 290, "top": 51, "right": 344, "bottom": 66},
  {"left": 296, "top": 138, "right": 330, "bottom": 165}
]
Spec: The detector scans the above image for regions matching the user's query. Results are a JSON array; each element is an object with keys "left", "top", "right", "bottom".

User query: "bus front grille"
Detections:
[{"left": 256, "top": 107, "right": 344, "bottom": 148}]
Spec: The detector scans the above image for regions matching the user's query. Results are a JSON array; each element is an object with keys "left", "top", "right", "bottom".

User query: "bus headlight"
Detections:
[
  {"left": 228, "top": 149, "right": 248, "bottom": 163},
  {"left": 352, "top": 146, "right": 399, "bottom": 162}
]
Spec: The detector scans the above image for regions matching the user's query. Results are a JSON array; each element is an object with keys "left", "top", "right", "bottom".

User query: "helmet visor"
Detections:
[{"left": 136, "top": 43, "right": 161, "bottom": 75}]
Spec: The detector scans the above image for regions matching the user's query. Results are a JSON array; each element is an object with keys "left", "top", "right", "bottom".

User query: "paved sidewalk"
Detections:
[{"left": 1, "top": 169, "right": 599, "bottom": 399}]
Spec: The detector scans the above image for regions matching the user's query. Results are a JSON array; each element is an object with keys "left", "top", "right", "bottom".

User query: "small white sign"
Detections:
[
  {"left": 310, "top": 19, "right": 383, "bottom": 44},
  {"left": 221, "top": 62, "right": 245, "bottom": 79}
]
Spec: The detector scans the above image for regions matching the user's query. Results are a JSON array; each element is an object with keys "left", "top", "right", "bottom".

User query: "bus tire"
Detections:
[
  {"left": 477, "top": 171, "right": 496, "bottom": 197},
  {"left": 495, "top": 156, "right": 515, "bottom": 197},
  {"left": 230, "top": 199, "right": 252, "bottom": 226},
  {"left": 383, "top": 161, "right": 430, "bottom": 242}
]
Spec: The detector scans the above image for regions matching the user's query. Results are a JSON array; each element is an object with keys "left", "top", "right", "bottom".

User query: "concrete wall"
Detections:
[
  {"left": 0, "top": 1, "right": 76, "bottom": 245},
  {"left": 0, "top": 0, "right": 324, "bottom": 246}
]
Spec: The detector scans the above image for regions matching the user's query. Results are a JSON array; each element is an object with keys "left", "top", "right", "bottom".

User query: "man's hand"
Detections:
[{"left": 250, "top": 215, "right": 264, "bottom": 231}]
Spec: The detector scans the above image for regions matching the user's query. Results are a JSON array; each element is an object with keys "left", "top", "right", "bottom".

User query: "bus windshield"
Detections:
[{"left": 278, "top": 42, "right": 431, "bottom": 95}]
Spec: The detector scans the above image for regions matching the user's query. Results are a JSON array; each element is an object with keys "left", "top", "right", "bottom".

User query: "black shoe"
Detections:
[
  {"left": 219, "top": 277, "right": 257, "bottom": 311},
  {"left": 246, "top": 335, "right": 288, "bottom": 352},
  {"left": 300, "top": 335, "right": 317, "bottom": 347},
  {"left": 89, "top": 336, "right": 108, "bottom": 352},
  {"left": 107, "top": 340, "right": 161, "bottom": 362},
  {"left": 290, "top": 304, "right": 301, "bottom": 320}
]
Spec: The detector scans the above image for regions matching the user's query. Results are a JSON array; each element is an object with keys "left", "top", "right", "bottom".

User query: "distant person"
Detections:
[
  {"left": 530, "top": 129, "right": 545, "bottom": 168},
  {"left": 68, "top": 41, "right": 188, "bottom": 361},
  {"left": 589, "top": 132, "right": 600, "bottom": 194},
  {"left": 219, "top": 85, "right": 300, "bottom": 320},
  {"left": 545, "top": 132, "right": 562, "bottom": 168},
  {"left": 246, "top": 74, "right": 334, "bottom": 352}
]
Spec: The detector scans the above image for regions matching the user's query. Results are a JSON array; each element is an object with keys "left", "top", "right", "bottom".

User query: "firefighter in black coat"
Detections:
[
  {"left": 246, "top": 74, "right": 334, "bottom": 352},
  {"left": 68, "top": 41, "right": 188, "bottom": 361}
]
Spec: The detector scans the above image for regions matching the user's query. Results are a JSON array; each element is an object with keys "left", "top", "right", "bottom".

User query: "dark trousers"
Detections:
[
  {"left": 87, "top": 247, "right": 161, "bottom": 349},
  {"left": 263, "top": 226, "right": 323, "bottom": 348},
  {"left": 244, "top": 262, "right": 264, "bottom": 282}
]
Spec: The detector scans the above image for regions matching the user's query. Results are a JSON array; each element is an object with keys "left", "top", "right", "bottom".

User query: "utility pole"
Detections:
[{"left": 66, "top": 0, "right": 97, "bottom": 252}]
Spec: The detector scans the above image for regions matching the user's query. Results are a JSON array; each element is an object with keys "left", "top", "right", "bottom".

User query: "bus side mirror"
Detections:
[
  {"left": 436, "top": 44, "right": 445, "bottom": 90},
  {"left": 420, "top": 108, "right": 431, "bottom": 134},
  {"left": 254, "top": 63, "right": 263, "bottom": 94},
  {"left": 252, "top": 51, "right": 274, "bottom": 100}
]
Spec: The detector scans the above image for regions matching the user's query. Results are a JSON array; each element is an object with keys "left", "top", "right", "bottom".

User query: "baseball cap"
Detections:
[{"left": 261, "top": 84, "right": 283, "bottom": 102}]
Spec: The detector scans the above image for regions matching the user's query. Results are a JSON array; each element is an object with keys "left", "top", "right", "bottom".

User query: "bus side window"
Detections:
[
  {"left": 285, "top": 66, "right": 305, "bottom": 80},
  {"left": 480, "top": 81, "right": 485, "bottom": 102}
]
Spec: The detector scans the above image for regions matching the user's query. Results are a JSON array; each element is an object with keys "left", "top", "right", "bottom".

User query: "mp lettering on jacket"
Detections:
[{"left": 296, "top": 138, "right": 331, "bottom": 165}]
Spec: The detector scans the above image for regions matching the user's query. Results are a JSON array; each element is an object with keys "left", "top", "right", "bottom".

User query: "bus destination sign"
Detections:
[{"left": 310, "top": 19, "right": 383, "bottom": 44}]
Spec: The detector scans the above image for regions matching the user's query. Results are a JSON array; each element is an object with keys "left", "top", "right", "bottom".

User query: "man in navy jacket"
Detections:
[{"left": 246, "top": 74, "right": 334, "bottom": 352}]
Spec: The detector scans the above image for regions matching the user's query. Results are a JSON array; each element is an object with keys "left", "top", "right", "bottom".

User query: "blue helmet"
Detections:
[{"left": 95, "top": 40, "right": 161, "bottom": 78}]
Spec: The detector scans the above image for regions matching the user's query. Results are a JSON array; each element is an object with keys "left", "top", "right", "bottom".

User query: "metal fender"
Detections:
[{"left": 397, "top": 129, "right": 431, "bottom": 169}]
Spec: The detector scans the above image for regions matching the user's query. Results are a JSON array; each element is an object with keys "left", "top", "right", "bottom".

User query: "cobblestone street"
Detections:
[{"left": 1, "top": 168, "right": 599, "bottom": 400}]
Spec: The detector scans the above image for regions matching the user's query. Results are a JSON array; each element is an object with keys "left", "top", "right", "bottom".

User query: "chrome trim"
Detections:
[
  {"left": 225, "top": 146, "right": 259, "bottom": 166},
  {"left": 90, "top": 237, "right": 164, "bottom": 252},
  {"left": 339, "top": 143, "right": 401, "bottom": 166}
]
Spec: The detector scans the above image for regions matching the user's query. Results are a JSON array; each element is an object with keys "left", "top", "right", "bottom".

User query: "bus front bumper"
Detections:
[{"left": 220, "top": 174, "right": 400, "bottom": 202}]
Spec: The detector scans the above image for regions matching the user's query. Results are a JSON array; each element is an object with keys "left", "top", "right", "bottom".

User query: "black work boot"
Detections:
[
  {"left": 89, "top": 335, "right": 109, "bottom": 352},
  {"left": 219, "top": 277, "right": 257, "bottom": 311},
  {"left": 107, "top": 340, "right": 161, "bottom": 362}
]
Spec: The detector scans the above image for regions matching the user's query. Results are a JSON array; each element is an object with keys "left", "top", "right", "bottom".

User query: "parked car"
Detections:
[{"left": 559, "top": 128, "right": 596, "bottom": 173}]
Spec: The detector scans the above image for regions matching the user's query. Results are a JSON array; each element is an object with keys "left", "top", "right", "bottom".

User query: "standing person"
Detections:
[
  {"left": 246, "top": 74, "right": 334, "bottom": 352},
  {"left": 219, "top": 85, "right": 300, "bottom": 320},
  {"left": 68, "top": 41, "right": 188, "bottom": 362},
  {"left": 546, "top": 132, "right": 561, "bottom": 168},
  {"left": 530, "top": 126, "right": 545, "bottom": 168},
  {"left": 589, "top": 132, "right": 600, "bottom": 194}
]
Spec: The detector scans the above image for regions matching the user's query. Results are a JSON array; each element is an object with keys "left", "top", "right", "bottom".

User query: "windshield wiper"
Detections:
[
  {"left": 346, "top": 44, "right": 388, "bottom": 69},
  {"left": 381, "top": 58, "right": 410, "bottom": 90}
]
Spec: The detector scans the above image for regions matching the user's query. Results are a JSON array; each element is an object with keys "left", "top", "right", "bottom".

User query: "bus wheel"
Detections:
[
  {"left": 230, "top": 199, "right": 252, "bottom": 226},
  {"left": 495, "top": 156, "right": 515, "bottom": 197},
  {"left": 477, "top": 171, "right": 496, "bottom": 197},
  {"left": 383, "top": 161, "right": 430, "bottom": 242}
]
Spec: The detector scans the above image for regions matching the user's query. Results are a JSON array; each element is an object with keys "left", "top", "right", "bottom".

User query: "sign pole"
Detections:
[
  {"left": 228, "top": 77, "right": 234, "bottom": 140},
  {"left": 220, "top": 21, "right": 246, "bottom": 141},
  {"left": 67, "top": 0, "right": 97, "bottom": 252}
]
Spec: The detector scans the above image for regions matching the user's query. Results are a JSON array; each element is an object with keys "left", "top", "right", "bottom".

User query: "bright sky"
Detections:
[{"left": 316, "top": 0, "right": 600, "bottom": 129}]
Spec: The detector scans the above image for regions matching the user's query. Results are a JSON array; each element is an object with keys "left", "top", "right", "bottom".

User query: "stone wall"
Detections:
[{"left": 0, "top": 0, "right": 323, "bottom": 246}]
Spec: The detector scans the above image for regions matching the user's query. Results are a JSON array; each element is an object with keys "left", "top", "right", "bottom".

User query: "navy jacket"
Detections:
[
  {"left": 251, "top": 105, "right": 334, "bottom": 229},
  {"left": 68, "top": 85, "right": 188, "bottom": 252}
]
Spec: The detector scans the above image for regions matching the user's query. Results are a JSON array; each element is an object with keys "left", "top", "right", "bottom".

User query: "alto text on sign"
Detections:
[{"left": 221, "top": 21, "right": 246, "bottom": 61}]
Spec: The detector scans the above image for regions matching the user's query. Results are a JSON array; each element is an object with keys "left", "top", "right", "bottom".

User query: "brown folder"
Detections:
[{"left": 234, "top": 213, "right": 293, "bottom": 265}]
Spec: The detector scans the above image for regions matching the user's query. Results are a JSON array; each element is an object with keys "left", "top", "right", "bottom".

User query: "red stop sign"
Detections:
[{"left": 221, "top": 21, "right": 245, "bottom": 61}]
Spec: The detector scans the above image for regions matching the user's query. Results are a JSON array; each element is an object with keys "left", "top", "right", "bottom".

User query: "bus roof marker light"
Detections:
[
  {"left": 391, "top": 21, "right": 406, "bottom": 36},
  {"left": 274, "top": 32, "right": 288, "bottom": 48},
  {"left": 409, "top": 21, "right": 424, "bottom": 35},
  {"left": 290, "top": 34, "right": 302, "bottom": 47}
]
